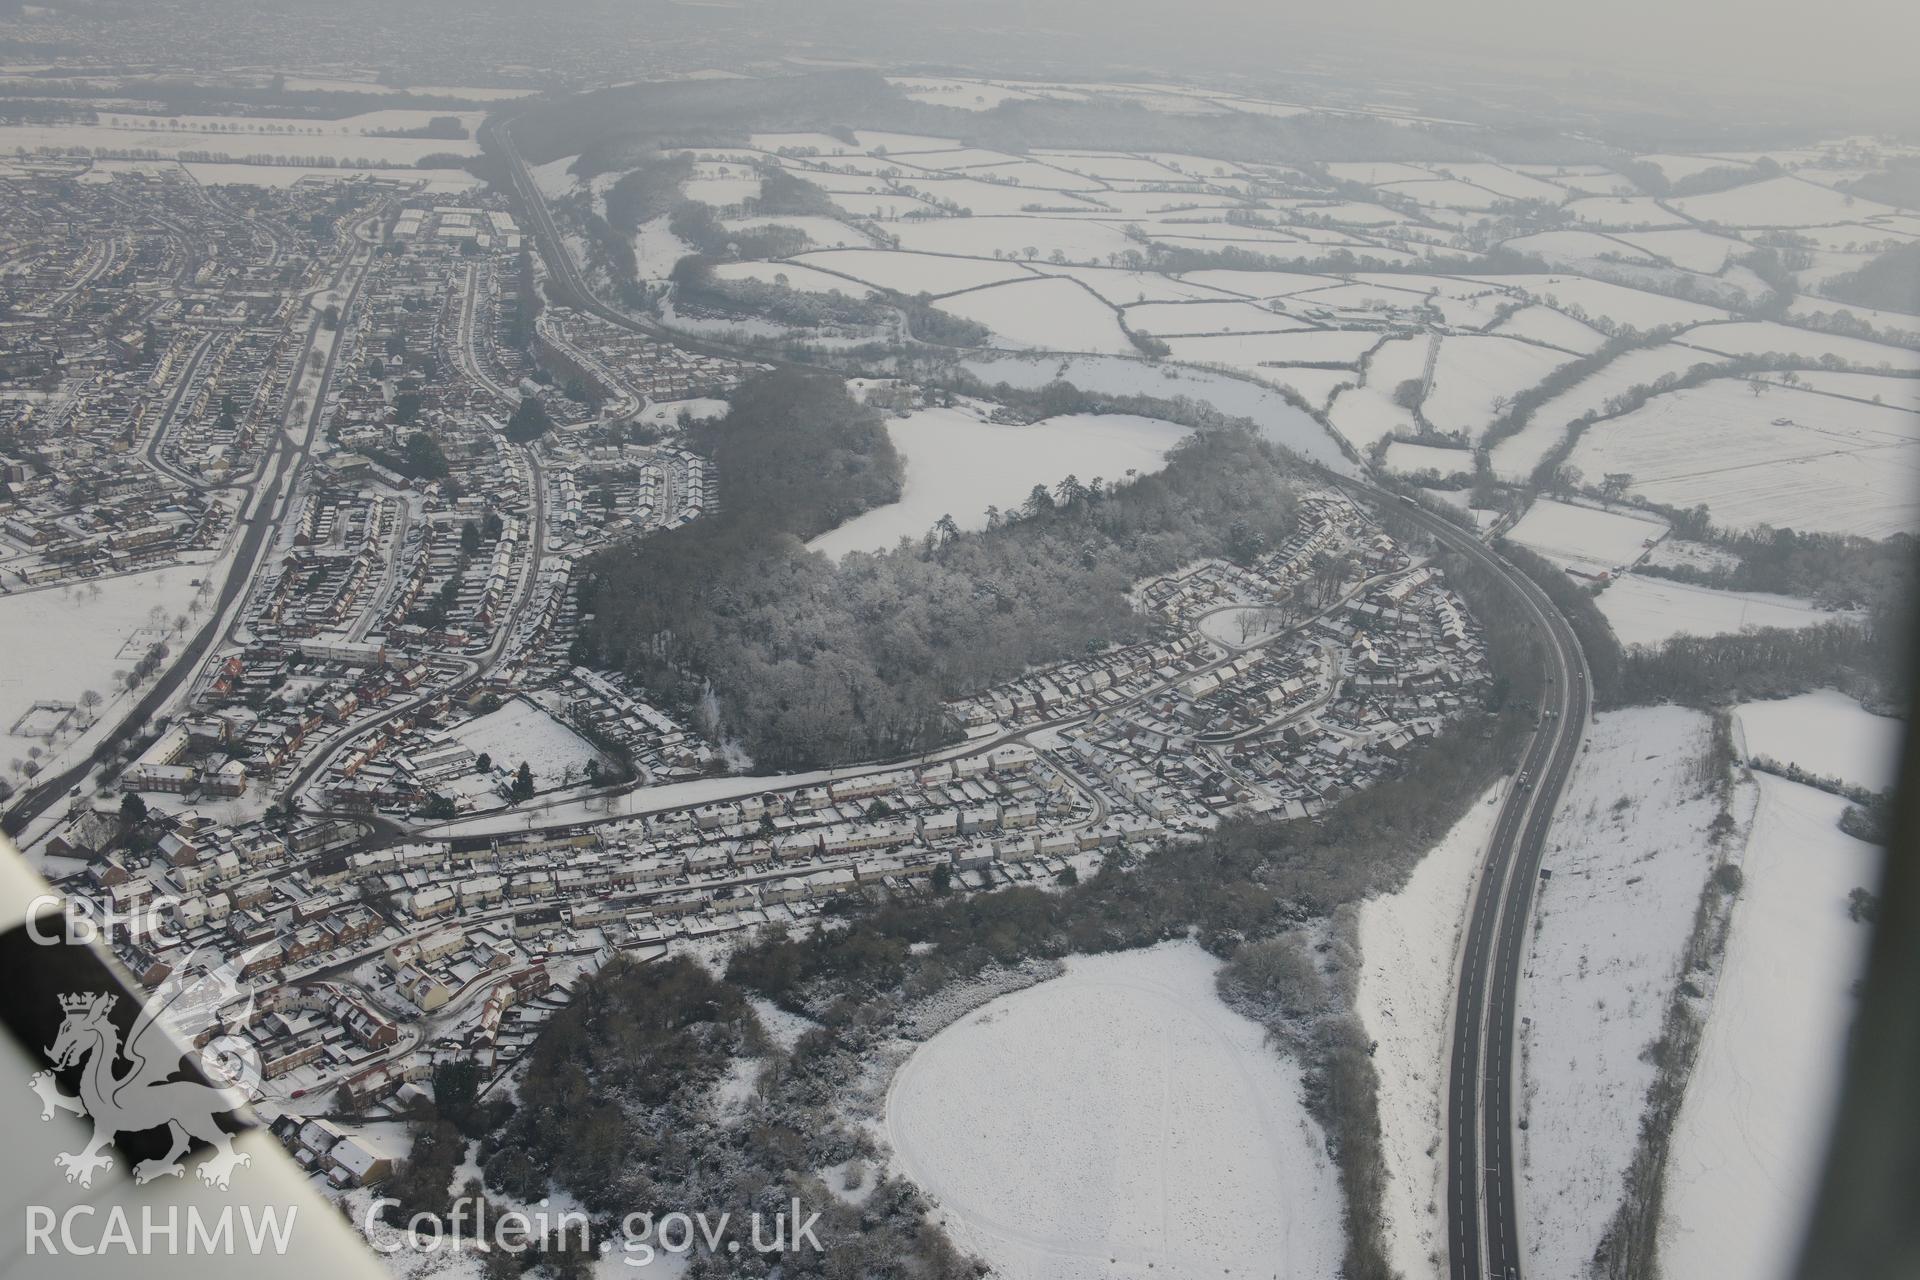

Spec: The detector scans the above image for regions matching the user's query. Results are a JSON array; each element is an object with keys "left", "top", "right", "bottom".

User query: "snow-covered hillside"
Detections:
[{"left": 1516, "top": 707, "right": 1728, "bottom": 1279}]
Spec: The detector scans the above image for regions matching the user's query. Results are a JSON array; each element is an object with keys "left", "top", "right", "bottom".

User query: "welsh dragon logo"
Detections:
[{"left": 29, "top": 949, "right": 264, "bottom": 1190}]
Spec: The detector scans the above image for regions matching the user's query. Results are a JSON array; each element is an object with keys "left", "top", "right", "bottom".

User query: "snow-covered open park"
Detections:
[
  {"left": 444, "top": 696, "right": 604, "bottom": 784},
  {"left": 885, "top": 943, "right": 1345, "bottom": 1280}
]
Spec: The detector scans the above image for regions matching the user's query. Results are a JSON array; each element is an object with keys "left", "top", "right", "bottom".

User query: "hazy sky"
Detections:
[
  {"left": 92, "top": 0, "right": 1918, "bottom": 128},
  {"left": 846, "top": 0, "right": 1920, "bottom": 123},
  {"left": 1329, "top": 0, "right": 1920, "bottom": 95}
]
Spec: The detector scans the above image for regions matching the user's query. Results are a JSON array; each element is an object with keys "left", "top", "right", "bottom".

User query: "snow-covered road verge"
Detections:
[{"left": 1356, "top": 783, "right": 1503, "bottom": 1280}]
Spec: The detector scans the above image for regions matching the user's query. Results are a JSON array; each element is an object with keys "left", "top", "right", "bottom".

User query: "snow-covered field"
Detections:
[
  {"left": 1568, "top": 378, "right": 1920, "bottom": 537},
  {"left": 1736, "top": 690, "right": 1903, "bottom": 792},
  {"left": 933, "top": 277, "right": 1135, "bottom": 355},
  {"left": 1504, "top": 229, "right": 1660, "bottom": 267},
  {"left": 1596, "top": 574, "right": 1845, "bottom": 649},
  {"left": 808, "top": 408, "right": 1188, "bottom": 557},
  {"left": 682, "top": 172, "right": 760, "bottom": 207},
  {"left": 633, "top": 397, "right": 728, "bottom": 431},
  {"left": 1123, "top": 300, "right": 1305, "bottom": 337},
  {"left": 444, "top": 697, "right": 602, "bottom": 783},
  {"left": 1517, "top": 707, "right": 1726, "bottom": 1280},
  {"left": 1045, "top": 265, "right": 1240, "bottom": 305},
  {"left": 1226, "top": 364, "right": 1352, "bottom": 408},
  {"left": 0, "top": 563, "right": 213, "bottom": 769},
  {"left": 1358, "top": 785, "right": 1503, "bottom": 1280},
  {"left": 1789, "top": 298, "right": 1920, "bottom": 346},
  {"left": 1181, "top": 268, "right": 1330, "bottom": 300},
  {"left": 1323, "top": 333, "right": 1429, "bottom": 453},
  {"left": 1328, "top": 384, "right": 1416, "bottom": 454},
  {"left": 1487, "top": 343, "right": 1736, "bottom": 483},
  {"left": 824, "top": 190, "right": 937, "bottom": 219},
  {"left": 889, "top": 215, "right": 1139, "bottom": 263},
  {"left": 1504, "top": 498, "right": 1669, "bottom": 576},
  {"left": 1509, "top": 275, "right": 1728, "bottom": 329},
  {"left": 1564, "top": 196, "right": 1689, "bottom": 230},
  {"left": 792, "top": 248, "right": 1033, "bottom": 296},
  {"left": 1423, "top": 335, "right": 1574, "bottom": 442},
  {"left": 958, "top": 352, "right": 1354, "bottom": 473},
  {"left": 1657, "top": 776, "right": 1879, "bottom": 1280},
  {"left": 1490, "top": 304, "right": 1607, "bottom": 354},
  {"left": 890, "top": 174, "right": 1092, "bottom": 217},
  {"left": 1670, "top": 175, "right": 1898, "bottom": 228},
  {"left": 1616, "top": 228, "right": 1751, "bottom": 274},
  {"left": 1379, "top": 177, "right": 1505, "bottom": 211},
  {"left": 1778, "top": 370, "right": 1920, "bottom": 409},
  {"left": 1194, "top": 605, "right": 1289, "bottom": 648},
  {"left": 885, "top": 943, "right": 1345, "bottom": 1280},
  {"left": 1522, "top": 166, "right": 1633, "bottom": 197},
  {"left": 1162, "top": 328, "right": 1379, "bottom": 375},
  {"left": 1679, "top": 320, "right": 1919, "bottom": 371}
]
